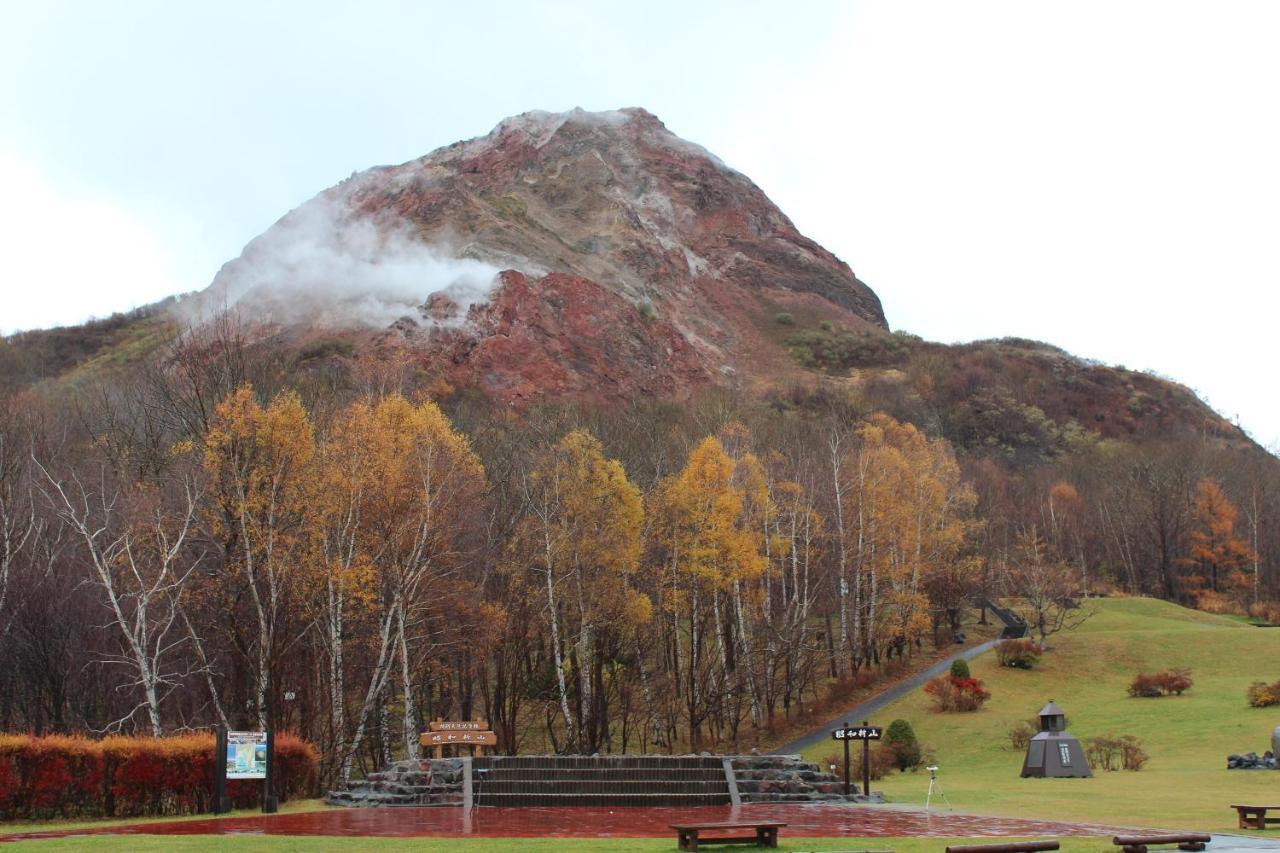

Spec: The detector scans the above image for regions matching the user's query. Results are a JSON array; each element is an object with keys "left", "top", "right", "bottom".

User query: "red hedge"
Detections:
[{"left": 0, "top": 732, "right": 317, "bottom": 819}]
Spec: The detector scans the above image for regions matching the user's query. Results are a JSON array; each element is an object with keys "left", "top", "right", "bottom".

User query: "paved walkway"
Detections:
[
  {"left": 1208, "top": 836, "right": 1280, "bottom": 852},
  {"left": 775, "top": 640, "right": 999, "bottom": 755},
  {"left": 0, "top": 804, "right": 1155, "bottom": 841}
]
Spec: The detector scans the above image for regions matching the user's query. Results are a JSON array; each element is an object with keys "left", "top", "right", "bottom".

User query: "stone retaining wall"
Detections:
[
  {"left": 730, "top": 754, "right": 883, "bottom": 804},
  {"left": 327, "top": 757, "right": 467, "bottom": 807}
]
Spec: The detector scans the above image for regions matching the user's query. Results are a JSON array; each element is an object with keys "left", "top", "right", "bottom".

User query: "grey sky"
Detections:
[{"left": 1, "top": 1, "right": 1276, "bottom": 449}]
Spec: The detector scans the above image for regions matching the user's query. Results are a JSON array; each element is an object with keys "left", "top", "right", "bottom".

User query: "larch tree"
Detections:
[{"left": 1184, "top": 477, "right": 1254, "bottom": 596}]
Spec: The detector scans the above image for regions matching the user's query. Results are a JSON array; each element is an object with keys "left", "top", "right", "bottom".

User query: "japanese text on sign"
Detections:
[{"left": 832, "top": 726, "right": 882, "bottom": 740}]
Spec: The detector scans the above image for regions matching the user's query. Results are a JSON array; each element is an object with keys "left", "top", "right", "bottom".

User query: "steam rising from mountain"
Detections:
[{"left": 187, "top": 197, "right": 502, "bottom": 328}]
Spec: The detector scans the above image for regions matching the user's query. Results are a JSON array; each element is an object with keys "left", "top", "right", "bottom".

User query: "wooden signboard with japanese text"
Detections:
[
  {"left": 420, "top": 730, "right": 498, "bottom": 747},
  {"left": 429, "top": 720, "right": 489, "bottom": 732}
]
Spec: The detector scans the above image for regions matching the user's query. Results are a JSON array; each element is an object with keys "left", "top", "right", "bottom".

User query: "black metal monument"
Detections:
[{"left": 1020, "top": 700, "right": 1091, "bottom": 778}]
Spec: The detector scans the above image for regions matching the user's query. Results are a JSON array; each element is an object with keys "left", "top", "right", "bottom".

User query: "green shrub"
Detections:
[
  {"left": 949, "top": 658, "right": 971, "bottom": 679},
  {"left": 774, "top": 312, "right": 795, "bottom": 326},
  {"left": 884, "top": 719, "right": 922, "bottom": 771}
]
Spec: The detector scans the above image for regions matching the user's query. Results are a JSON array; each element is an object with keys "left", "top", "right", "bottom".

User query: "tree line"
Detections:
[{"left": 0, "top": 322, "right": 1275, "bottom": 787}]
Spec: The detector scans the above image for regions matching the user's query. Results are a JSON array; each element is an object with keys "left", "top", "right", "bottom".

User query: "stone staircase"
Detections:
[
  {"left": 473, "top": 755, "right": 730, "bottom": 807},
  {"left": 327, "top": 753, "right": 881, "bottom": 807}
]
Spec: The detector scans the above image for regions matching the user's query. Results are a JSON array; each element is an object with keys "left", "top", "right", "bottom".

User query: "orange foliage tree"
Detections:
[{"left": 1183, "top": 477, "right": 1255, "bottom": 601}]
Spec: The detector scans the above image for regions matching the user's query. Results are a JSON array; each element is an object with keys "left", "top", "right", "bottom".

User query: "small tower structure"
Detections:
[{"left": 1020, "top": 700, "right": 1091, "bottom": 778}]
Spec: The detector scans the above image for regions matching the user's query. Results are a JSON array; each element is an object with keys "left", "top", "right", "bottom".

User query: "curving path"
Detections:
[{"left": 774, "top": 639, "right": 999, "bottom": 755}]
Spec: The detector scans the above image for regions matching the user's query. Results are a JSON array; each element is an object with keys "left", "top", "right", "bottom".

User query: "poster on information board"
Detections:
[{"left": 226, "top": 731, "right": 268, "bottom": 779}]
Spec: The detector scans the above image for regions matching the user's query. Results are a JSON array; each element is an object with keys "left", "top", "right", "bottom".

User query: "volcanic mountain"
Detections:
[
  {"left": 1, "top": 107, "right": 1258, "bottom": 458},
  {"left": 192, "top": 107, "right": 885, "bottom": 404}
]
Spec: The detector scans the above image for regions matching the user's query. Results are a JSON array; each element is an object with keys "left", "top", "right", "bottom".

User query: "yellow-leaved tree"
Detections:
[
  {"left": 838, "top": 414, "right": 976, "bottom": 668},
  {"left": 510, "top": 429, "right": 647, "bottom": 754},
  {"left": 649, "top": 436, "right": 765, "bottom": 749},
  {"left": 314, "top": 394, "right": 485, "bottom": 781},
  {"left": 204, "top": 385, "right": 315, "bottom": 730}
]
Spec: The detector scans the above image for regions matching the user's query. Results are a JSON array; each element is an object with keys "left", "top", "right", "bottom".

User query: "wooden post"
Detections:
[
  {"left": 262, "top": 729, "right": 278, "bottom": 814},
  {"left": 213, "top": 727, "right": 229, "bottom": 814},
  {"left": 861, "top": 720, "right": 871, "bottom": 797},
  {"left": 842, "top": 719, "right": 851, "bottom": 796}
]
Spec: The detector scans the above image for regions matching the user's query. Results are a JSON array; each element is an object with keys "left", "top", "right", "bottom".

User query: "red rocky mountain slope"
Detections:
[{"left": 195, "top": 108, "right": 885, "bottom": 405}]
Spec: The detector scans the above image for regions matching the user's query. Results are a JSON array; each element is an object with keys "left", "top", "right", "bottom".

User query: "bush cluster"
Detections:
[
  {"left": 1247, "top": 680, "right": 1280, "bottom": 708},
  {"left": 1085, "top": 734, "right": 1148, "bottom": 771},
  {"left": 924, "top": 674, "right": 991, "bottom": 712},
  {"left": 1127, "top": 668, "right": 1193, "bottom": 698},
  {"left": 0, "top": 732, "right": 317, "bottom": 819},
  {"left": 995, "top": 639, "right": 1043, "bottom": 669},
  {"left": 787, "top": 328, "right": 914, "bottom": 372}
]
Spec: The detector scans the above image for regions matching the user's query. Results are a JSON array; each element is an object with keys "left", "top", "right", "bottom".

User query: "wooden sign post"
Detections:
[
  {"left": 422, "top": 720, "right": 495, "bottom": 758},
  {"left": 832, "top": 720, "right": 882, "bottom": 796}
]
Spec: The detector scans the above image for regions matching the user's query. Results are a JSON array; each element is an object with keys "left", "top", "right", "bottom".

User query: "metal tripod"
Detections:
[{"left": 925, "top": 767, "right": 953, "bottom": 812}]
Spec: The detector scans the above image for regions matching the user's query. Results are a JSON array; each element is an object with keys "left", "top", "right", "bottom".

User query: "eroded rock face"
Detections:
[{"left": 195, "top": 108, "right": 886, "bottom": 407}]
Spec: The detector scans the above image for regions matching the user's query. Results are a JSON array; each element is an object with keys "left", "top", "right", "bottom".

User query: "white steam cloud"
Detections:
[{"left": 187, "top": 196, "right": 503, "bottom": 329}]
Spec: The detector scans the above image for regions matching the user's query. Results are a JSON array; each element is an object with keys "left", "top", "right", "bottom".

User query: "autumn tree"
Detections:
[
  {"left": 203, "top": 386, "right": 315, "bottom": 730},
  {"left": 1183, "top": 477, "right": 1255, "bottom": 597},
  {"left": 835, "top": 414, "right": 977, "bottom": 668},
  {"left": 312, "top": 394, "right": 486, "bottom": 781},
  {"left": 648, "top": 436, "right": 764, "bottom": 748},
  {"left": 510, "top": 429, "right": 647, "bottom": 753}
]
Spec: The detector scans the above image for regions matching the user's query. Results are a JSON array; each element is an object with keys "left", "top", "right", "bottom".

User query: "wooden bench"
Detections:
[
  {"left": 946, "top": 843, "right": 1059, "bottom": 853},
  {"left": 670, "top": 821, "right": 785, "bottom": 851},
  {"left": 1112, "top": 833, "right": 1211, "bottom": 853},
  {"left": 1232, "top": 803, "right": 1280, "bottom": 829}
]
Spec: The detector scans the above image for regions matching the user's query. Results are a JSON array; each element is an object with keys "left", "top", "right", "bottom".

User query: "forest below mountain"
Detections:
[{"left": 0, "top": 311, "right": 1276, "bottom": 789}]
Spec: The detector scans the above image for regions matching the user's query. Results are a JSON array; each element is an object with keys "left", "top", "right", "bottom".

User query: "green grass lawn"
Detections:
[
  {"left": 1, "top": 836, "right": 1116, "bottom": 852},
  {"left": 802, "top": 597, "right": 1280, "bottom": 832}
]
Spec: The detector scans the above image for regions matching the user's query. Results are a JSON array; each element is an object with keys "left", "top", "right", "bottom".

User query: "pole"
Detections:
[
  {"left": 262, "top": 729, "right": 278, "bottom": 814},
  {"left": 842, "top": 720, "right": 850, "bottom": 796},
  {"left": 213, "top": 726, "right": 229, "bottom": 814},
  {"left": 861, "top": 720, "right": 871, "bottom": 797}
]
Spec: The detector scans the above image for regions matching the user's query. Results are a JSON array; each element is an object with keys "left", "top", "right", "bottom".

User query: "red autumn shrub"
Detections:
[
  {"left": 995, "top": 639, "right": 1043, "bottom": 669},
  {"left": 1152, "top": 669, "right": 1193, "bottom": 695},
  {"left": 1128, "top": 669, "right": 1192, "bottom": 698},
  {"left": 925, "top": 674, "right": 991, "bottom": 712},
  {"left": 0, "top": 732, "right": 317, "bottom": 820}
]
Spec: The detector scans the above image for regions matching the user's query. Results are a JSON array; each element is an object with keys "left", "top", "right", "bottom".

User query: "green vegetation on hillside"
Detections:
[{"left": 805, "top": 598, "right": 1280, "bottom": 831}]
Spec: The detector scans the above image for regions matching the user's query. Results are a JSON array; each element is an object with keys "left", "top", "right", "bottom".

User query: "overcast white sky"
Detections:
[{"left": 0, "top": 1, "right": 1276, "bottom": 448}]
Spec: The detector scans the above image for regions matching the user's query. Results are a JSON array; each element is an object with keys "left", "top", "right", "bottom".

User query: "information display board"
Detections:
[{"left": 226, "top": 730, "right": 268, "bottom": 779}]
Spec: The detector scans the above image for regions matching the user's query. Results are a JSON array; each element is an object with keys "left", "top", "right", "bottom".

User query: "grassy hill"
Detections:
[{"left": 803, "top": 597, "right": 1280, "bottom": 831}]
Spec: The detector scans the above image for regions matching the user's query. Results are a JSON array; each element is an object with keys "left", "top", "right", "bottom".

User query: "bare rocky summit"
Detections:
[{"left": 197, "top": 107, "right": 885, "bottom": 405}]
